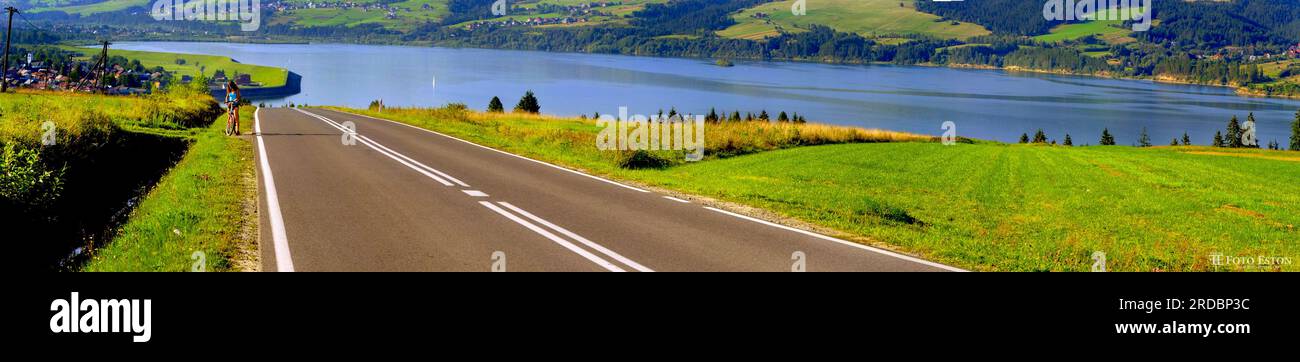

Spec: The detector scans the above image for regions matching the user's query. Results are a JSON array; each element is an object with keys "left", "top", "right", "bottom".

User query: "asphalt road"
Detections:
[{"left": 253, "top": 107, "right": 963, "bottom": 272}]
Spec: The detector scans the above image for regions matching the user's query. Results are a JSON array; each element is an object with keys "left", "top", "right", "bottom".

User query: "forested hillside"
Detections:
[{"left": 18, "top": 0, "right": 1300, "bottom": 97}]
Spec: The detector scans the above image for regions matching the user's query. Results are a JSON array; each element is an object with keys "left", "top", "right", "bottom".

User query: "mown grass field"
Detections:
[
  {"left": 717, "top": 0, "right": 990, "bottom": 40},
  {"left": 28, "top": 0, "right": 150, "bottom": 16},
  {"left": 61, "top": 45, "right": 289, "bottom": 88},
  {"left": 331, "top": 105, "right": 1300, "bottom": 272},
  {"left": 1033, "top": 7, "right": 1142, "bottom": 44},
  {"left": 84, "top": 108, "right": 257, "bottom": 272},
  {"left": 270, "top": 0, "right": 448, "bottom": 31},
  {"left": 63, "top": 46, "right": 290, "bottom": 88}
]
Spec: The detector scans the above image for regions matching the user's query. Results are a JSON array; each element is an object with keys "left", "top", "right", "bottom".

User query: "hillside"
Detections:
[{"left": 717, "top": 0, "right": 989, "bottom": 41}]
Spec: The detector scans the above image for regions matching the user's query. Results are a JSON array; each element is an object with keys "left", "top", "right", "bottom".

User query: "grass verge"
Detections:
[{"left": 83, "top": 108, "right": 258, "bottom": 271}]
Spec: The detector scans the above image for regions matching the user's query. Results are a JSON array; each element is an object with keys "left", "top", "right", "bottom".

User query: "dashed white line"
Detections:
[
  {"left": 358, "top": 134, "right": 470, "bottom": 187},
  {"left": 255, "top": 108, "right": 295, "bottom": 272},
  {"left": 498, "top": 202, "right": 653, "bottom": 272},
  {"left": 702, "top": 206, "right": 967, "bottom": 272},
  {"left": 479, "top": 201, "right": 626, "bottom": 272},
  {"left": 296, "top": 108, "right": 456, "bottom": 186},
  {"left": 663, "top": 196, "right": 691, "bottom": 203},
  {"left": 316, "top": 108, "right": 652, "bottom": 193},
  {"left": 462, "top": 190, "right": 489, "bottom": 197}
]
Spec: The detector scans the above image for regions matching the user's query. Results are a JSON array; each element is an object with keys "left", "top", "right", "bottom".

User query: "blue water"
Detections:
[{"left": 114, "top": 41, "right": 1300, "bottom": 145}]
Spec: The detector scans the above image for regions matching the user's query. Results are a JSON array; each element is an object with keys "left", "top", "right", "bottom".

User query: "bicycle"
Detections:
[{"left": 225, "top": 101, "right": 240, "bottom": 136}]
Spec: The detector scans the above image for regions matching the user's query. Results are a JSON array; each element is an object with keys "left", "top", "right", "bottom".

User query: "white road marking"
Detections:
[
  {"left": 302, "top": 108, "right": 960, "bottom": 272},
  {"left": 357, "top": 134, "right": 470, "bottom": 187},
  {"left": 255, "top": 108, "right": 295, "bottom": 272},
  {"left": 702, "top": 207, "right": 967, "bottom": 272},
  {"left": 479, "top": 201, "right": 626, "bottom": 272},
  {"left": 295, "top": 109, "right": 455, "bottom": 186},
  {"left": 462, "top": 190, "right": 489, "bottom": 197},
  {"left": 498, "top": 202, "right": 654, "bottom": 272},
  {"left": 318, "top": 109, "right": 652, "bottom": 193}
]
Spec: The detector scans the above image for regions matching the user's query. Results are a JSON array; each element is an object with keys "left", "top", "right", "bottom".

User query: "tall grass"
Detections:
[
  {"left": 2, "top": 88, "right": 224, "bottom": 270},
  {"left": 334, "top": 105, "right": 934, "bottom": 168}
]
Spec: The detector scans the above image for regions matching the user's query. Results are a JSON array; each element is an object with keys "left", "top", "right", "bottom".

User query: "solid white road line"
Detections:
[
  {"left": 478, "top": 201, "right": 626, "bottom": 272},
  {"left": 462, "top": 190, "right": 489, "bottom": 197},
  {"left": 255, "top": 108, "right": 295, "bottom": 272},
  {"left": 295, "top": 109, "right": 455, "bottom": 186},
  {"left": 663, "top": 196, "right": 691, "bottom": 203},
  {"left": 318, "top": 109, "right": 652, "bottom": 193},
  {"left": 498, "top": 202, "right": 654, "bottom": 272},
  {"left": 703, "top": 207, "right": 967, "bottom": 272}
]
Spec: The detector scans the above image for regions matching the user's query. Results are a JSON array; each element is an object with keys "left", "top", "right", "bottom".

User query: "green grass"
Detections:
[
  {"left": 271, "top": 0, "right": 448, "bottom": 31},
  {"left": 1033, "top": 7, "right": 1141, "bottom": 44},
  {"left": 717, "top": 0, "right": 990, "bottom": 41},
  {"left": 28, "top": 0, "right": 150, "bottom": 16},
  {"left": 83, "top": 108, "right": 257, "bottom": 272},
  {"left": 64, "top": 46, "right": 290, "bottom": 88},
  {"left": 328, "top": 105, "right": 1300, "bottom": 272}
]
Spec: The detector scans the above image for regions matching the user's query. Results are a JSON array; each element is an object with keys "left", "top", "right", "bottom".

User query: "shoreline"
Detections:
[
  {"left": 103, "top": 37, "right": 1300, "bottom": 101},
  {"left": 209, "top": 71, "right": 302, "bottom": 101}
]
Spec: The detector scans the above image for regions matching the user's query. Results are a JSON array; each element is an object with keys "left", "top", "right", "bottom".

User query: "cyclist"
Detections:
[{"left": 225, "top": 81, "right": 242, "bottom": 136}]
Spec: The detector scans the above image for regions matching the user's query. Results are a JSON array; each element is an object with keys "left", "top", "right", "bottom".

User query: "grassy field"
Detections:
[
  {"left": 84, "top": 108, "right": 257, "bottom": 272},
  {"left": 328, "top": 105, "right": 1300, "bottom": 272},
  {"left": 270, "top": 0, "right": 449, "bottom": 31},
  {"left": 64, "top": 46, "right": 290, "bottom": 88},
  {"left": 28, "top": 0, "right": 150, "bottom": 16},
  {"left": 717, "top": 0, "right": 990, "bottom": 41},
  {"left": 1033, "top": 7, "right": 1141, "bottom": 44}
]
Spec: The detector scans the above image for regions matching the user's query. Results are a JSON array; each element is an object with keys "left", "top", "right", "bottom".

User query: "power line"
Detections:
[{"left": 14, "top": 10, "right": 46, "bottom": 33}]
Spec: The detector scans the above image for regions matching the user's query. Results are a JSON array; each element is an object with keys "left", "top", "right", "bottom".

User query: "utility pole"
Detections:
[
  {"left": 2, "top": 7, "right": 17, "bottom": 93},
  {"left": 76, "top": 39, "right": 110, "bottom": 92}
]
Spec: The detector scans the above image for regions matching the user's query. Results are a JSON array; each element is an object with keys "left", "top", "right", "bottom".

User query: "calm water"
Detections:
[{"left": 115, "top": 41, "right": 1300, "bottom": 144}]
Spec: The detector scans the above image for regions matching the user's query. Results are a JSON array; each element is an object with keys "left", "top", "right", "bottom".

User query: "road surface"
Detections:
[{"left": 252, "top": 107, "right": 963, "bottom": 272}]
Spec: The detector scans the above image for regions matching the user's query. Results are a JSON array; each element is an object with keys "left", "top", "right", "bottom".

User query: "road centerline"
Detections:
[{"left": 479, "top": 201, "right": 627, "bottom": 272}]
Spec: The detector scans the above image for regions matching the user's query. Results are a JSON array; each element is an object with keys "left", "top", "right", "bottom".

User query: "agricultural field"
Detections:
[
  {"left": 63, "top": 46, "right": 290, "bottom": 88},
  {"left": 445, "top": 0, "right": 667, "bottom": 29},
  {"left": 269, "top": 0, "right": 449, "bottom": 31},
  {"left": 1033, "top": 7, "right": 1143, "bottom": 44},
  {"left": 331, "top": 105, "right": 1300, "bottom": 272},
  {"left": 716, "top": 0, "right": 990, "bottom": 41},
  {"left": 27, "top": 0, "right": 150, "bottom": 16}
]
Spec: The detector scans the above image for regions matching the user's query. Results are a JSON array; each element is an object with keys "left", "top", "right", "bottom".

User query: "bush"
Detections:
[
  {"left": 0, "top": 142, "right": 65, "bottom": 209},
  {"left": 615, "top": 149, "right": 675, "bottom": 169}
]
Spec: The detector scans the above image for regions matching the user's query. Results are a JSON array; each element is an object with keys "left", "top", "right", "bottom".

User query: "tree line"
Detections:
[{"left": 1017, "top": 111, "right": 1300, "bottom": 150}]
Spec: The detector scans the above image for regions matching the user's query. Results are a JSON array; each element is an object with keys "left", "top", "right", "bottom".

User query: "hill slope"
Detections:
[{"left": 717, "top": 0, "right": 990, "bottom": 40}]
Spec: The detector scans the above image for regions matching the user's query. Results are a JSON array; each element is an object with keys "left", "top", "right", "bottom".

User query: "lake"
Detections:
[{"left": 114, "top": 41, "right": 1300, "bottom": 145}]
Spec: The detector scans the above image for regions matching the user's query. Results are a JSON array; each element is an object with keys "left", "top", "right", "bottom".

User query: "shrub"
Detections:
[
  {"left": 616, "top": 150, "right": 675, "bottom": 169},
  {"left": 0, "top": 142, "right": 65, "bottom": 209}
]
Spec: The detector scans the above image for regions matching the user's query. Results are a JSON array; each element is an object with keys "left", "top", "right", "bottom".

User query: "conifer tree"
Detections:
[{"left": 487, "top": 96, "right": 504, "bottom": 113}]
